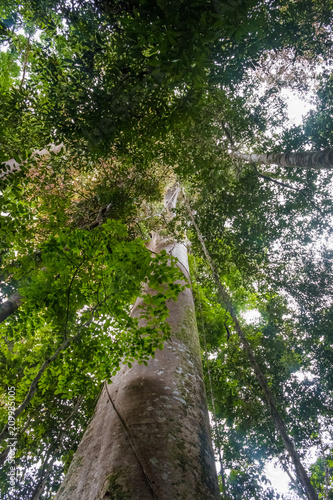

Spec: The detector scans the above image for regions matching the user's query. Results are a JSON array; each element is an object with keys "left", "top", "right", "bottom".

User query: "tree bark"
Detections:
[
  {"left": 230, "top": 149, "right": 333, "bottom": 169},
  {"left": 55, "top": 235, "right": 220, "bottom": 500},
  {"left": 0, "top": 291, "right": 21, "bottom": 324}
]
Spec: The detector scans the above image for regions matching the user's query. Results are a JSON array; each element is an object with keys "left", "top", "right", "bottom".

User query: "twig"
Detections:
[
  {"left": 253, "top": 164, "right": 325, "bottom": 217},
  {"left": 64, "top": 259, "right": 86, "bottom": 338},
  {"left": 19, "top": 36, "right": 30, "bottom": 91},
  {"left": 221, "top": 121, "right": 236, "bottom": 150}
]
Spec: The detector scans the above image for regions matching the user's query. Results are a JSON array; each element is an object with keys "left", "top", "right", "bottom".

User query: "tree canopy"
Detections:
[{"left": 0, "top": 0, "right": 333, "bottom": 498}]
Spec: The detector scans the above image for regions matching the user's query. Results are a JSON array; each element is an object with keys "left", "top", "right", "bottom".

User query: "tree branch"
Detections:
[
  {"left": 230, "top": 149, "right": 333, "bottom": 170},
  {"left": 253, "top": 164, "right": 325, "bottom": 217},
  {"left": 19, "top": 36, "right": 30, "bottom": 91},
  {"left": 0, "top": 312, "right": 95, "bottom": 445},
  {"left": 221, "top": 121, "right": 236, "bottom": 150}
]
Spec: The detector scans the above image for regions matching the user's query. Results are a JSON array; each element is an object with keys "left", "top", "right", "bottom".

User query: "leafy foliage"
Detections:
[{"left": 1, "top": 0, "right": 333, "bottom": 498}]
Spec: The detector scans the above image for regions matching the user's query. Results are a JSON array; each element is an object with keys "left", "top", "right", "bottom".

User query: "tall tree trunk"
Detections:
[
  {"left": 55, "top": 234, "right": 220, "bottom": 500},
  {"left": 230, "top": 149, "right": 333, "bottom": 169}
]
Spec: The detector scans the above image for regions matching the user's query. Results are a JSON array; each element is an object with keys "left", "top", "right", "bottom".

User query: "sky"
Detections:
[
  {"left": 265, "top": 460, "right": 294, "bottom": 496},
  {"left": 282, "top": 89, "right": 314, "bottom": 127}
]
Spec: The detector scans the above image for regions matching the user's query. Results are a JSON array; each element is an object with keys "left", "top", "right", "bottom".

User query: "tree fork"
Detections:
[
  {"left": 54, "top": 234, "right": 220, "bottom": 500},
  {"left": 183, "top": 193, "right": 318, "bottom": 500}
]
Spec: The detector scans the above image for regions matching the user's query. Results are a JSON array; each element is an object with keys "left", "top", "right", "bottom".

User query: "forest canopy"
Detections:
[{"left": 0, "top": 0, "right": 333, "bottom": 498}]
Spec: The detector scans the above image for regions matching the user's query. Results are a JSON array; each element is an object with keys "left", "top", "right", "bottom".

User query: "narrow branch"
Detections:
[
  {"left": 0, "top": 312, "right": 95, "bottom": 445},
  {"left": 254, "top": 166, "right": 300, "bottom": 191},
  {"left": 217, "top": 442, "right": 227, "bottom": 498},
  {"left": 279, "top": 455, "right": 307, "bottom": 499},
  {"left": 253, "top": 165, "right": 325, "bottom": 217},
  {"left": 0, "top": 446, "right": 10, "bottom": 467},
  {"left": 193, "top": 261, "right": 228, "bottom": 496},
  {"left": 64, "top": 259, "right": 86, "bottom": 338},
  {"left": 30, "top": 396, "right": 84, "bottom": 500},
  {"left": 221, "top": 121, "right": 236, "bottom": 150},
  {"left": 19, "top": 36, "right": 30, "bottom": 91},
  {"left": 50, "top": 245, "right": 76, "bottom": 266},
  {"left": 0, "top": 414, "right": 33, "bottom": 467}
]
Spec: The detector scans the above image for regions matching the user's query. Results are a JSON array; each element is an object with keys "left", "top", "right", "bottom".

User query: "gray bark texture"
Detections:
[
  {"left": 55, "top": 234, "right": 220, "bottom": 500},
  {"left": 0, "top": 291, "right": 21, "bottom": 324},
  {"left": 230, "top": 149, "right": 333, "bottom": 169}
]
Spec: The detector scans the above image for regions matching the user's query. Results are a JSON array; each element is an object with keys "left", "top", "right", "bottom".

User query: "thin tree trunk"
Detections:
[
  {"left": 278, "top": 456, "right": 307, "bottom": 499},
  {"left": 319, "top": 433, "right": 330, "bottom": 500},
  {"left": 30, "top": 456, "right": 57, "bottom": 500},
  {"left": 0, "top": 314, "right": 94, "bottom": 445},
  {"left": 30, "top": 396, "right": 84, "bottom": 500},
  {"left": 324, "top": 460, "right": 329, "bottom": 499},
  {"left": 0, "top": 416, "right": 32, "bottom": 467},
  {"left": 0, "top": 291, "right": 21, "bottom": 324},
  {"left": 183, "top": 193, "right": 318, "bottom": 500},
  {"left": 218, "top": 444, "right": 227, "bottom": 498},
  {"left": 0, "top": 446, "right": 10, "bottom": 467},
  {"left": 55, "top": 234, "right": 220, "bottom": 500},
  {"left": 230, "top": 149, "right": 333, "bottom": 169}
]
